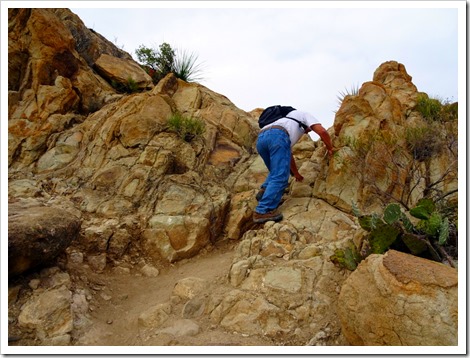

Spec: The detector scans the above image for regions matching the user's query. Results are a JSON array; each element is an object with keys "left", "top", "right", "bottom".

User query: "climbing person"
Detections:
[{"left": 253, "top": 105, "right": 335, "bottom": 224}]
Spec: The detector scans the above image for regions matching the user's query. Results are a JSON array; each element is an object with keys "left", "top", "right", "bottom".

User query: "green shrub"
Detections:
[
  {"left": 440, "top": 101, "right": 458, "bottom": 122},
  {"left": 405, "top": 122, "right": 444, "bottom": 161},
  {"left": 167, "top": 113, "right": 205, "bottom": 142},
  {"left": 330, "top": 200, "right": 456, "bottom": 270},
  {"left": 126, "top": 77, "right": 139, "bottom": 93},
  {"left": 135, "top": 42, "right": 205, "bottom": 84},
  {"left": 111, "top": 77, "right": 139, "bottom": 94},
  {"left": 415, "top": 93, "right": 443, "bottom": 121},
  {"left": 415, "top": 94, "right": 458, "bottom": 122}
]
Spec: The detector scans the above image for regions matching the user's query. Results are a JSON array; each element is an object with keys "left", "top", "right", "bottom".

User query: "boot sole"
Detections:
[{"left": 253, "top": 215, "right": 283, "bottom": 224}]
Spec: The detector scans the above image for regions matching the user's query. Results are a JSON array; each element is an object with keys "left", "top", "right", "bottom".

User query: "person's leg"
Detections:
[
  {"left": 255, "top": 188, "right": 266, "bottom": 201},
  {"left": 255, "top": 129, "right": 291, "bottom": 214},
  {"left": 256, "top": 134, "right": 271, "bottom": 201},
  {"left": 256, "top": 132, "right": 271, "bottom": 191}
]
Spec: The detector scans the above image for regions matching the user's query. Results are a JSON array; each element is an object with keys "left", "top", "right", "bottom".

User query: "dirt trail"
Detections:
[{"left": 74, "top": 239, "right": 275, "bottom": 347}]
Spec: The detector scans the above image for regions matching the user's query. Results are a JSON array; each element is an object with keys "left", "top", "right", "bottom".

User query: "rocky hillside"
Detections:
[{"left": 7, "top": 9, "right": 458, "bottom": 347}]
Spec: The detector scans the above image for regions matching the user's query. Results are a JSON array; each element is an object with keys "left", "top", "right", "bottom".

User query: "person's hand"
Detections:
[
  {"left": 294, "top": 173, "right": 304, "bottom": 182},
  {"left": 326, "top": 147, "right": 337, "bottom": 159}
]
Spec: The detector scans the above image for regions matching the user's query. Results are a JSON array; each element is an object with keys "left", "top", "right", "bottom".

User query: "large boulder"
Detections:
[
  {"left": 337, "top": 250, "right": 458, "bottom": 345},
  {"left": 8, "top": 200, "right": 81, "bottom": 277},
  {"left": 94, "top": 53, "right": 153, "bottom": 90}
]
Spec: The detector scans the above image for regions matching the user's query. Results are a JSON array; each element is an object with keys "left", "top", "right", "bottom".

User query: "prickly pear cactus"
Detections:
[
  {"left": 332, "top": 199, "right": 453, "bottom": 271},
  {"left": 369, "top": 221, "right": 401, "bottom": 254},
  {"left": 383, "top": 203, "right": 402, "bottom": 224},
  {"left": 330, "top": 241, "right": 362, "bottom": 271},
  {"left": 410, "top": 198, "right": 435, "bottom": 219},
  {"left": 400, "top": 212, "right": 414, "bottom": 233},
  {"left": 401, "top": 233, "right": 428, "bottom": 254},
  {"left": 358, "top": 213, "right": 381, "bottom": 232},
  {"left": 438, "top": 217, "right": 450, "bottom": 245},
  {"left": 417, "top": 211, "right": 443, "bottom": 237}
]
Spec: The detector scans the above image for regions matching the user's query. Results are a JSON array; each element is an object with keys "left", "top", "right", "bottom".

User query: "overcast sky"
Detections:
[{"left": 68, "top": 1, "right": 463, "bottom": 130}]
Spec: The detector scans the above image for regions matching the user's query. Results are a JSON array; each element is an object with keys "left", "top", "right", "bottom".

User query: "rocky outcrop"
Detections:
[
  {"left": 217, "top": 198, "right": 359, "bottom": 345},
  {"left": 8, "top": 8, "right": 117, "bottom": 171},
  {"left": 32, "top": 73, "right": 256, "bottom": 264},
  {"left": 338, "top": 250, "right": 458, "bottom": 345},
  {"left": 49, "top": 9, "right": 133, "bottom": 66},
  {"left": 8, "top": 8, "right": 259, "bottom": 267},
  {"left": 320, "top": 61, "right": 457, "bottom": 214}
]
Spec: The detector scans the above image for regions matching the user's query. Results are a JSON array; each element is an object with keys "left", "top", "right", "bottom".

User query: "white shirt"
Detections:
[{"left": 264, "top": 110, "right": 320, "bottom": 147}]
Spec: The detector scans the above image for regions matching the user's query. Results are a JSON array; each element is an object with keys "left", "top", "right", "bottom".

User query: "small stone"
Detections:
[
  {"left": 141, "top": 264, "right": 160, "bottom": 277},
  {"left": 157, "top": 319, "right": 201, "bottom": 337},
  {"left": 87, "top": 254, "right": 107, "bottom": 272},
  {"left": 68, "top": 251, "right": 84, "bottom": 264},
  {"left": 8, "top": 286, "right": 21, "bottom": 305},
  {"left": 172, "top": 277, "right": 209, "bottom": 301},
  {"left": 29, "top": 279, "right": 41, "bottom": 290},
  {"left": 138, "top": 303, "right": 171, "bottom": 328},
  {"left": 112, "top": 266, "right": 130, "bottom": 275},
  {"left": 100, "top": 293, "right": 112, "bottom": 301}
]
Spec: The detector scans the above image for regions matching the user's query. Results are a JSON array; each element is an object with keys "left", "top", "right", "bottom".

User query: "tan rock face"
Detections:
[
  {"left": 8, "top": 8, "right": 117, "bottom": 170},
  {"left": 8, "top": 9, "right": 259, "bottom": 264},
  {"left": 94, "top": 54, "right": 153, "bottom": 90},
  {"left": 337, "top": 250, "right": 458, "bottom": 345},
  {"left": 221, "top": 218, "right": 355, "bottom": 344},
  {"left": 382, "top": 248, "right": 458, "bottom": 288},
  {"left": 319, "top": 60, "right": 457, "bottom": 213}
]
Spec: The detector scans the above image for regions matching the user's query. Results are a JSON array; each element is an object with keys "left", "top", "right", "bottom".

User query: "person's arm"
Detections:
[
  {"left": 310, "top": 124, "right": 335, "bottom": 157},
  {"left": 290, "top": 154, "right": 304, "bottom": 182}
]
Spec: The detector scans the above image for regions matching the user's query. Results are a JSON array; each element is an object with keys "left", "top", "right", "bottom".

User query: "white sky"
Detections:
[{"left": 65, "top": 1, "right": 463, "bottom": 130}]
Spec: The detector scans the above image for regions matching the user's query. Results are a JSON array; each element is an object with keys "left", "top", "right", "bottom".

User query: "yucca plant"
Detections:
[
  {"left": 174, "top": 48, "right": 205, "bottom": 83},
  {"left": 336, "top": 84, "right": 360, "bottom": 107}
]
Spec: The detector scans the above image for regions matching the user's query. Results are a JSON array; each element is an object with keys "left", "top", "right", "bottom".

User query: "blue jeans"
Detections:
[{"left": 255, "top": 128, "right": 291, "bottom": 214}]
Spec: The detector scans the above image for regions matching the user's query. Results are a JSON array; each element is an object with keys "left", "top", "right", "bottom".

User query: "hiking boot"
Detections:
[
  {"left": 255, "top": 188, "right": 266, "bottom": 201},
  {"left": 253, "top": 210, "right": 283, "bottom": 224}
]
